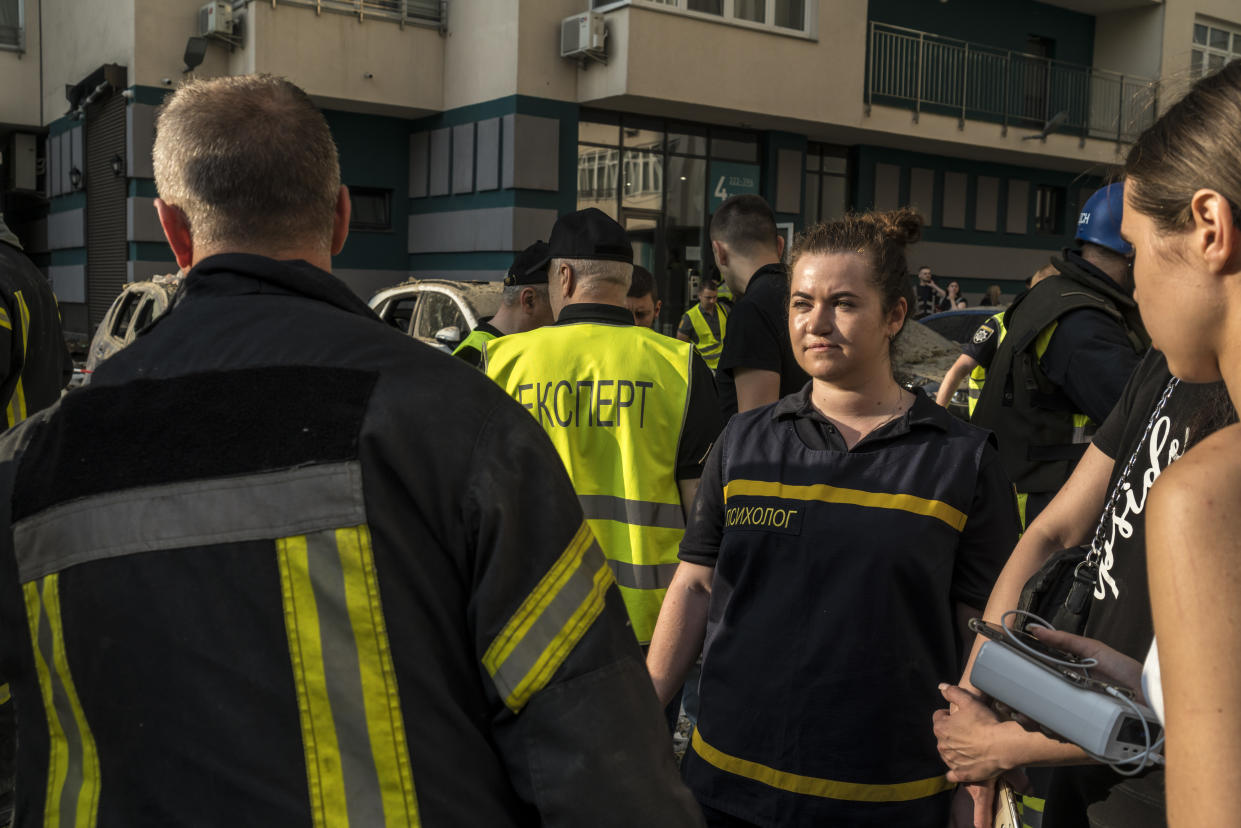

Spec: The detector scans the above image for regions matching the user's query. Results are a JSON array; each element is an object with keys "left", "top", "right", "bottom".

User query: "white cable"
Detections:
[
  {"left": 995, "top": 610, "right": 1162, "bottom": 772},
  {"left": 998, "top": 609, "right": 1099, "bottom": 671}
]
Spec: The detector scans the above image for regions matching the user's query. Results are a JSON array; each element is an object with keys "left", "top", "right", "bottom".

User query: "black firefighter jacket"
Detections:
[{"left": 0, "top": 253, "right": 703, "bottom": 828}]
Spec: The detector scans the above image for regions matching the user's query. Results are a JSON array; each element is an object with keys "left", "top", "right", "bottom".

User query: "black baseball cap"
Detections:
[
  {"left": 503, "top": 240, "right": 551, "bottom": 286},
  {"left": 545, "top": 208, "right": 633, "bottom": 265}
]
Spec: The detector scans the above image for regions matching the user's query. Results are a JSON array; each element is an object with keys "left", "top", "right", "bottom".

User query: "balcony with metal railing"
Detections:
[
  {"left": 865, "top": 21, "right": 1157, "bottom": 144},
  {"left": 271, "top": 0, "right": 445, "bottom": 28}
]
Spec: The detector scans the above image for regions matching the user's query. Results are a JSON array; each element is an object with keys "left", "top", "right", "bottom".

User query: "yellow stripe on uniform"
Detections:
[
  {"left": 0, "top": 306, "right": 11, "bottom": 330},
  {"left": 691, "top": 729, "right": 953, "bottom": 803},
  {"left": 482, "top": 521, "right": 613, "bottom": 713},
  {"left": 277, "top": 534, "right": 349, "bottom": 828},
  {"left": 336, "top": 526, "right": 420, "bottom": 827},
  {"left": 278, "top": 527, "right": 421, "bottom": 828},
  {"left": 724, "top": 478, "right": 967, "bottom": 531},
  {"left": 24, "top": 575, "right": 101, "bottom": 828},
  {"left": 7, "top": 291, "right": 30, "bottom": 427}
]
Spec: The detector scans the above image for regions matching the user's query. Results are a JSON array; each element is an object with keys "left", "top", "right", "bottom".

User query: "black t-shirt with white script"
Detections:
[{"left": 1084, "top": 348, "right": 1234, "bottom": 660}]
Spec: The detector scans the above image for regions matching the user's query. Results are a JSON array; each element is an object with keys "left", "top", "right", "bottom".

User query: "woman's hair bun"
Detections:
[{"left": 876, "top": 207, "right": 923, "bottom": 246}]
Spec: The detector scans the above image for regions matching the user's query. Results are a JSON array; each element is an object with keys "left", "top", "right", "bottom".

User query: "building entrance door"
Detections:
[{"left": 620, "top": 209, "right": 673, "bottom": 333}]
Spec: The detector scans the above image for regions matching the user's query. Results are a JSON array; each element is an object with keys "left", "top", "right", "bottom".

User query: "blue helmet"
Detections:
[{"left": 1075, "top": 182, "right": 1132, "bottom": 257}]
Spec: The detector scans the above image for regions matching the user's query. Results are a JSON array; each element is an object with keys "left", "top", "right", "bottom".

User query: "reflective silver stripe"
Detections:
[
  {"left": 578, "top": 494, "right": 685, "bottom": 529},
  {"left": 304, "top": 530, "right": 384, "bottom": 827},
  {"left": 13, "top": 462, "right": 365, "bottom": 582},
  {"left": 697, "top": 342, "right": 723, "bottom": 356},
  {"left": 485, "top": 532, "right": 612, "bottom": 712},
  {"left": 607, "top": 559, "right": 679, "bottom": 591}
]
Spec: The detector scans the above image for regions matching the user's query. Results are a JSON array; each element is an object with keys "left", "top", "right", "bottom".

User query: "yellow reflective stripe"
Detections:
[
  {"left": 24, "top": 582, "right": 67, "bottom": 825},
  {"left": 0, "top": 306, "right": 11, "bottom": 330},
  {"left": 335, "top": 526, "right": 420, "bottom": 828},
  {"left": 7, "top": 291, "right": 30, "bottom": 427},
  {"left": 0, "top": 683, "right": 9, "bottom": 704},
  {"left": 1021, "top": 794, "right": 1045, "bottom": 813},
  {"left": 725, "top": 478, "right": 967, "bottom": 531},
  {"left": 482, "top": 521, "right": 613, "bottom": 712},
  {"left": 692, "top": 729, "right": 951, "bottom": 803},
  {"left": 24, "top": 576, "right": 101, "bottom": 828},
  {"left": 277, "top": 535, "right": 349, "bottom": 828}
]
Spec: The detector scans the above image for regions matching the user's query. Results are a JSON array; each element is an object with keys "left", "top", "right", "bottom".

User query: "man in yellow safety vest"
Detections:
[
  {"left": 483, "top": 208, "right": 722, "bottom": 650},
  {"left": 676, "top": 278, "right": 728, "bottom": 371}
]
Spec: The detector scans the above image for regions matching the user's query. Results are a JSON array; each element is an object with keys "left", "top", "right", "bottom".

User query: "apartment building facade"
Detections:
[{"left": 0, "top": 0, "right": 1238, "bottom": 334}]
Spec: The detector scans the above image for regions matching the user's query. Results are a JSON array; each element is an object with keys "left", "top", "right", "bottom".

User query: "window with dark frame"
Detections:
[
  {"left": 804, "top": 142, "right": 849, "bottom": 227},
  {"left": 1034, "top": 184, "right": 1065, "bottom": 235},
  {"left": 349, "top": 187, "right": 393, "bottom": 232}
]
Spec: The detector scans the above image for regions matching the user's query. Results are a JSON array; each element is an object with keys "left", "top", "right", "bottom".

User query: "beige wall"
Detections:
[
  {"left": 247, "top": 2, "right": 443, "bottom": 116},
  {"left": 132, "top": 0, "right": 232, "bottom": 87},
  {"left": 1159, "top": 0, "right": 1240, "bottom": 104},
  {"left": 442, "top": 0, "right": 519, "bottom": 110},
  {"left": 1094, "top": 5, "right": 1165, "bottom": 79},
  {"left": 40, "top": 0, "right": 134, "bottom": 125},
  {"left": 516, "top": 0, "right": 585, "bottom": 103},
  {"left": 580, "top": 1, "right": 1125, "bottom": 172},
  {"left": 0, "top": 0, "right": 41, "bottom": 127}
]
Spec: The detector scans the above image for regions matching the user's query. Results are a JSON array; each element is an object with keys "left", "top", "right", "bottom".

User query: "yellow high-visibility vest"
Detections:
[
  {"left": 972, "top": 314, "right": 1092, "bottom": 528},
  {"left": 483, "top": 321, "right": 692, "bottom": 644},
  {"left": 683, "top": 304, "right": 728, "bottom": 370},
  {"left": 966, "top": 312, "right": 1006, "bottom": 418}
]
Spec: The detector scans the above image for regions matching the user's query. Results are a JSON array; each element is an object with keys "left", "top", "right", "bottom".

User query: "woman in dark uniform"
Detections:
[{"left": 646, "top": 207, "right": 1020, "bottom": 827}]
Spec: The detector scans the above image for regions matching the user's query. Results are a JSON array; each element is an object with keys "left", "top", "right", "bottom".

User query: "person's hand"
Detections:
[
  {"left": 1029, "top": 627, "right": 1145, "bottom": 699},
  {"left": 933, "top": 684, "right": 1026, "bottom": 782},
  {"left": 949, "top": 781, "right": 992, "bottom": 828}
]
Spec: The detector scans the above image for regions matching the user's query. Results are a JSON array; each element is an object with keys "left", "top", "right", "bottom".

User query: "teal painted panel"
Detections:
[
  {"left": 129, "top": 241, "right": 174, "bottom": 261},
  {"left": 50, "top": 249, "right": 87, "bottom": 266},
  {"left": 708, "top": 161, "right": 761, "bottom": 211},
  {"left": 128, "top": 85, "right": 172, "bottom": 107},
  {"left": 50, "top": 193, "right": 87, "bottom": 213},
  {"left": 407, "top": 252, "right": 513, "bottom": 271},
  {"left": 323, "top": 108, "right": 412, "bottom": 271},
  {"left": 47, "top": 117, "right": 78, "bottom": 138},
  {"left": 129, "top": 179, "right": 159, "bottom": 198}
]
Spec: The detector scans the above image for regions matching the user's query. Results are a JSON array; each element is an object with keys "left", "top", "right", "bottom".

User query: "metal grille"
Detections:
[
  {"left": 86, "top": 95, "right": 128, "bottom": 334},
  {"left": 866, "top": 22, "right": 1157, "bottom": 143}
]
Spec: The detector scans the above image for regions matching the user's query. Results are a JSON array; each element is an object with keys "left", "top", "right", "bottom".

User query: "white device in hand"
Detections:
[{"left": 968, "top": 618, "right": 1162, "bottom": 765}]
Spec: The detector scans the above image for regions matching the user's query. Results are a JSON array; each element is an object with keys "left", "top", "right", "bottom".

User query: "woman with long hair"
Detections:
[
  {"left": 646, "top": 208, "right": 1019, "bottom": 826},
  {"left": 999, "top": 61, "right": 1241, "bottom": 827}
]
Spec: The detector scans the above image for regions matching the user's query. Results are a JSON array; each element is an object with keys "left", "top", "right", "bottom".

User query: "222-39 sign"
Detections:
[{"left": 708, "top": 161, "right": 761, "bottom": 211}]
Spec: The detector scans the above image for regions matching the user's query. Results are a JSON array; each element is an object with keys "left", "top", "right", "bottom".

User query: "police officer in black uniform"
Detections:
[
  {"left": 453, "top": 240, "right": 553, "bottom": 368},
  {"left": 971, "top": 183, "right": 1148, "bottom": 525}
]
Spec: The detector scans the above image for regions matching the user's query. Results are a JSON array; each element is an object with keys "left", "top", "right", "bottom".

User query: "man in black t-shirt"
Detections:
[
  {"left": 709, "top": 194, "right": 808, "bottom": 417},
  {"left": 935, "top": 348, "right": 1234, "bottom": 828},
  {"left": 914, "top": 265, "right": 948, "bottom": 318}
]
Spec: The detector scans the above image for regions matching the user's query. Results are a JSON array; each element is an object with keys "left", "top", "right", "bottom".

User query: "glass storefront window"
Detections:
[
  {"left": 578, "top": 145, "right": 620, "bottom": 219},
  {"left": 579, "top": 118, "right": 619, "bottom": 146},
  {"left": 666, "top": 156, "right": 706, "bottom": 229},
  {"left": 667, "top": 125, "right": 707, "bottom": 156},
  {"left": 622, "top": 150, "right": 663, "bottom": 212},
  {"left": 710, "top": 130, "right": 758, "bottom": 163},
  {"left": 623, "top": 120, "right": 665, "bottom": 151}
]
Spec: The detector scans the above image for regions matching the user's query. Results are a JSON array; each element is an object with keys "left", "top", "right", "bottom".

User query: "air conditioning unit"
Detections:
[
  {"left": 199, "top": 2, "right": 234, "bottom": 38},
  {"left": 561, "top": 12, "right": 606, "bottom": 60}
]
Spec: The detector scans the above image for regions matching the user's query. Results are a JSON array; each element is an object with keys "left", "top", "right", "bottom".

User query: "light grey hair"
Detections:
[
  {"left": 152, "top": 74, "right": 341, "bottom": 251},
  {"left": 501, "top": 283, "right": 549, "bottom": 307},
  {"left": 552, "top": 257, "right": 633, "bottom": 291}
]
